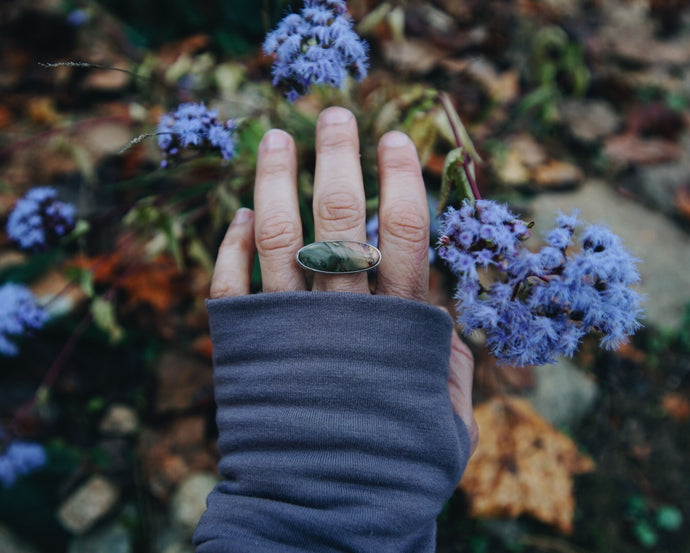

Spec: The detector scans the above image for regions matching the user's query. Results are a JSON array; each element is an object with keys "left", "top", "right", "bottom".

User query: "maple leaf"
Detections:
[{"left": 459, "top": 396, "right": 595, "bottom": 534}]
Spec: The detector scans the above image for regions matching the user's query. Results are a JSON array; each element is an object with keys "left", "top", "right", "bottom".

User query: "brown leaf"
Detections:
[
  {"left": 459, "top": 396, "right": 595, "bottom": 534},
  {"left": 154, "top": 349, "right": 213, "bottom": 413},
  {"left": 381, "top": 38, "right": 446, "bottom": 73},
  {"left": 662, "top": 392, "right": 690, "bottom": 422},
  {"left": 73, "top": 250, "right": 185, "bottom": 315},
  {"left": 532, "top": 160, "right": 583, "bottom": 190}
]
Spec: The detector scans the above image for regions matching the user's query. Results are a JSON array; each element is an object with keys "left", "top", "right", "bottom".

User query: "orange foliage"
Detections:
[
  {"left": 73, "top": 248, "right": 184, "bottom": 314},
  {"left": 459, "top": 397, "right": 595, "bottom": 534}
]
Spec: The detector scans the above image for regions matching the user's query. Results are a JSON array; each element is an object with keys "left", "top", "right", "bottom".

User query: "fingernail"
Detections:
[
  {"left": 233, "top": 208, "right": 253, "bottom": 224},
  {"left": 381, "top": 131, "right": 410, "bottom": 148},
  {"left": 262, "top": 129, "right": 289, "bottom": 150},
  {"left": 320, "top": 107, "right": 353, "bottom": 125}
]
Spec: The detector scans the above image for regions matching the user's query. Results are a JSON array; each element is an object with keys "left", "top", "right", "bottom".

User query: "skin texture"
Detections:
[{"left": 209, "top": 106, "right": 478, "bottom": 454}]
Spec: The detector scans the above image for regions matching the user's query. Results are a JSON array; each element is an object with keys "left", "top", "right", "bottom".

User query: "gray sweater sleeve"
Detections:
[{"left": 193, "top": 291, "right": 471, "bottom": 553}]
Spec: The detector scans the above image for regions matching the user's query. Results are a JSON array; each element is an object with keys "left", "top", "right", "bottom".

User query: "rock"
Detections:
[
  {"left": 170, "top": 473, "right": 219, "bottom": 538},
  {"left": 138, "top": 417, "right": 217, "bottom": 501},
  {"left": 529, "top": 180, "right": 690, "bottom": 330},
  {"left": 558, "top": 99, "right": 620, "bottom": 144},
  {"left": 525, "top": 359, "right": 598, "bottom": 428},
  {"left": 0, "top": 525, "right": 40, "bottom": 553},
  {"left": 605, "top": 134, "right": 682, "bottom": 166},
  {"left": 67, "top": 520, "right": 131, "bottom": 553},
  {"left": 99, "top": 404, "right": 139, "bottom": 436},
  {"left": 57, "top": 475, "right": 120, "bottom": 534}
]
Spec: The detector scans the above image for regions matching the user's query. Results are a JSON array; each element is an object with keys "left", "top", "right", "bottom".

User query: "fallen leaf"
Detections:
[
  {"left": 532, "top": 160, "right": 583, "bottom": 190},
  {"left": 661, "top": 392, "right": 690, "bottom": 422},
  {"left": 72, "top": 249, "right": 185, "bottom": 315},
  {"left": 381, "top": 38, "right": 447, "bottom": 73},
  {"left": 459, "top": 396, "right": 595, "bottom": 534},
  {"left": 675, "top": 184, "right": 690, "bottom": 220}
]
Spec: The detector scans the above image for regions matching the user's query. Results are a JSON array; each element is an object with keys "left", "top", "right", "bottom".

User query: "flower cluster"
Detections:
[
  {"left": 0, "top": 441, "right": 47, "bottom": 487},
  {"left": 6, "top": 187, "right": 76, "bottom": 252},
  {"left": 0, "top": 283, "right": 47, "bottom": 357},
  {"left": 437, "top": 199, "right": 643, "bottom": 366},
  {"left": 263, "top": 0, "right": 368, "bottom": 101},
  {"left": 157, "top": 103, "right": 237, "bottom": 168}
]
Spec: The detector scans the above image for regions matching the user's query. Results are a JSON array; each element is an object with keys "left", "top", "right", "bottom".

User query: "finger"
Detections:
[
  {"left": 375, "top": 131, "right": 430, "bottom": 301},
  {"left": 210, "top": 208, "right": 256, "bottom": 298},
  {"left": 254, "top": 129, "right": 307, "bottom": 293},
  {"left": 312, "top": 107, "right": 369, "bottom": 294},
  {"left": 447, "top": 329, "right": 479, "bottom": 455}
]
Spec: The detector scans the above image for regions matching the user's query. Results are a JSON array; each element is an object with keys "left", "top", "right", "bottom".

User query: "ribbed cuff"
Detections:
[{"left": 194, "top": 292, "right": 471, "bottom": 553}]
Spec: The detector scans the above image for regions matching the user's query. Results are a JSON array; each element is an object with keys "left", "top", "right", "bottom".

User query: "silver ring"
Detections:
[{"left": 296, "top": 240, "right": 381, "bottom": 274}]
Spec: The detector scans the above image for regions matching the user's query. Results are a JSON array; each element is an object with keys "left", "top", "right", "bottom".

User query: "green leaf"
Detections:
[
  {"left": 91, "top": 297, "right": 124, "bottom": 344},
  {"left": 439, "top": 147, "right": 474, "bottom": 213},
  {"left": 634, "top": 521, "right": 659, "bottom": 548},
  {"left": 656, "top": 506, "right": 683, "bottom": 531},
  {"left": 64, "top": 265, "right": 95, "bottom": 298}
]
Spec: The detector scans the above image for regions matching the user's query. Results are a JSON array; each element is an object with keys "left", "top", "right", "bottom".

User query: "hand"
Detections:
[{"left": 209, "top": 106, "right": 478, "bottom": 453}]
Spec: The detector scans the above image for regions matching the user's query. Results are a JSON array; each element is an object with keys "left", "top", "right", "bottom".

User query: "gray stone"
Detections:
[
  {"left": 297, "top": 241, "right": 381, "bottom": 273},
  {"left": 170, "top": 473, "right": 219, "bottom": 538},
  {"left": 558, "top": 99, "right": 620, "bottom": 143},
  {"left": 529, "top": 180, "right": 690, "bottom": 330},
  {"left": 99, "top": 404, "right": 139, "bottom": 436},
  {"left": 57, "top": 475, "right": 120, "bottom": 534},
  {"left": 0, "top": 525, "right": 40, "bottom": 553},
  {"left": 525, "top": 359, "right": 598, "bottom": 429},
  {"left": 68, "top": 521, "right": 131, "bottom": 553}
]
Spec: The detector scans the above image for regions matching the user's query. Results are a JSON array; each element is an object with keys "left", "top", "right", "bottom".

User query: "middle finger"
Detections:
[{"left": 311, "top": 107, "right": 369, "bottom": 293}]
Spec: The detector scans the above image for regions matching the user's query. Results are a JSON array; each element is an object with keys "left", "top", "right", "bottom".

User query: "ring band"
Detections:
[{"left": 296, "top": 241, "right": 381, "bottom": 274}]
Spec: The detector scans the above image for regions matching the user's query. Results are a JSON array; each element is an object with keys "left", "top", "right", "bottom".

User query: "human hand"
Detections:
[{"left": 209, "top": 106, "right": 477, "bottom": 453}]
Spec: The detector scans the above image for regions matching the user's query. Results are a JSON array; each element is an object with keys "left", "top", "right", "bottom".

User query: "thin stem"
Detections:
[{"left": 437, "top": 92, "right": 483, "bottom": 201}]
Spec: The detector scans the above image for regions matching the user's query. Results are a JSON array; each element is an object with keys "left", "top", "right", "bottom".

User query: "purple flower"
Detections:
[
  {"left": 437, "top": 199, "right": 643, "bottom": 366},
  {"left": 0, "top": 283, "right": 47, "bottom": 357},
  {"left": 263, "top": 0, "right": 368, "bottom": 100},
  {"left": 6, "top": 187, "right": 76, "bottom": 251},
  {"left": 0, "top": 441, "right": 47, "bottom": 487},
  {"left": 156, "top": 103, "right": 236, "bottom": 168}
]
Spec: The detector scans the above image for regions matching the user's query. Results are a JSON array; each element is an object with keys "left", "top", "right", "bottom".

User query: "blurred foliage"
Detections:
[{"left": 90, "top": 0, "right": 291, "bottom": 53}]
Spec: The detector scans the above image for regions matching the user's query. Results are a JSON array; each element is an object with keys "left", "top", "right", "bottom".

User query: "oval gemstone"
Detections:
[{"left": 296, "top": 241, "right": 381, "bottom": 273}]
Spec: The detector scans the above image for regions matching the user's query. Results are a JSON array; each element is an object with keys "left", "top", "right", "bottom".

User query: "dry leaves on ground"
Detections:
[{"left": 459, "top": 396, "right": 595, "bottom": 534}]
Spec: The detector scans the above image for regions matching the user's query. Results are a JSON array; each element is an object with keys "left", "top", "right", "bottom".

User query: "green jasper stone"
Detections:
[{"left": 297, "top": 241, "right": 381, "bottom": 273}]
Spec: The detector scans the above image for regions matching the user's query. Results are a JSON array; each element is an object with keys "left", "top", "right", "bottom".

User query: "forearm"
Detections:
[{"left": 193, "top": 291, "right": 471, "bottom": 552}]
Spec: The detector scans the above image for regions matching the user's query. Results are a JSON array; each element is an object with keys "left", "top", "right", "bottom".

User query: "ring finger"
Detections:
[{"left": 311, "top": 107, "right": 369, "bottom": 294}]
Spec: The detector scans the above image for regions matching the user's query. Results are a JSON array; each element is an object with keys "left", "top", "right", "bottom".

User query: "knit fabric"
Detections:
[{"left": 194, "top": 292, "right": 471, "bottom": 552}]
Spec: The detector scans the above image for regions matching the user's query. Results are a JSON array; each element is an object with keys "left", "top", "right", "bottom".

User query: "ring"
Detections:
[{"left": 296, "top": 241, "right": 381, "bottom": 274}]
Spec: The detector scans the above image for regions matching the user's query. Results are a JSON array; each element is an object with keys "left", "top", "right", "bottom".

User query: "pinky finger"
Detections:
[{"left": 210, "top": 208, "right": 256, "bottom": 299}]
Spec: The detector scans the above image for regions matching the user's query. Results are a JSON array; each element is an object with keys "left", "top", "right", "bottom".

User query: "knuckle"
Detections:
[
  {"left": 258, "top": 158, "right": 292, "bottom": 180},
  {"left": 380, "top": 154, "right": 421, "bottom": 179},
  {"left": 209, "top": 282, "right": 236, "bottom": 299},
  {"left": 316, "top": 191, "right": 364, "bottom": 226},
  {"left": 317, "top": 132, "right": 358, "bottom": 155},
  {"left": 255, "top": 215, "right": 301, "bottom": 254},
  {"left": 381, "top": 203, "right": 429, "bottom": 245}
]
